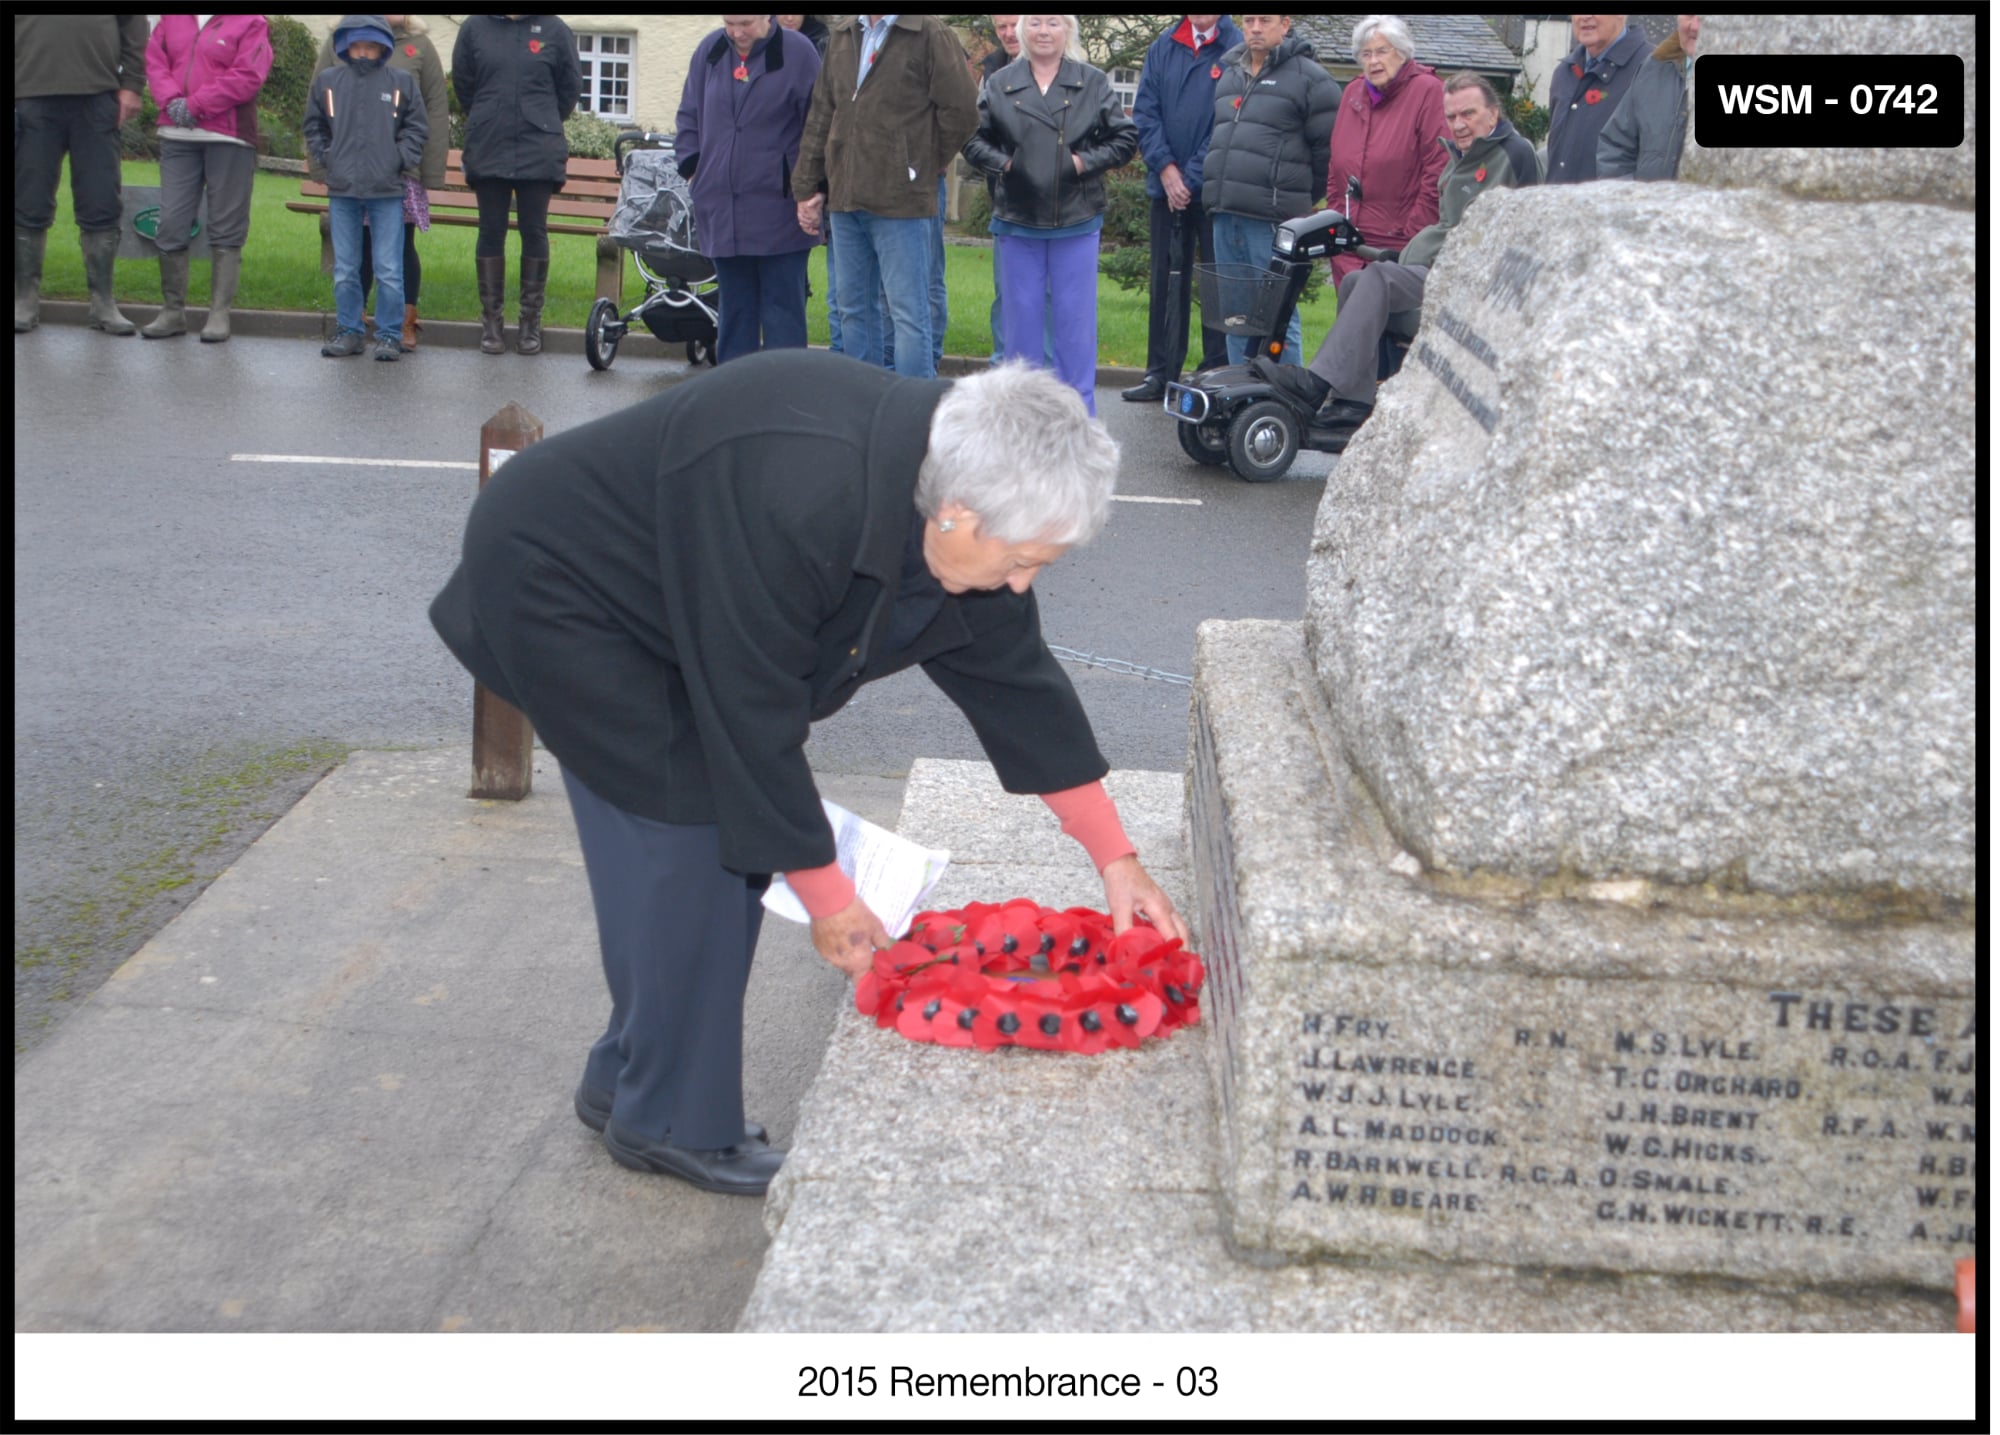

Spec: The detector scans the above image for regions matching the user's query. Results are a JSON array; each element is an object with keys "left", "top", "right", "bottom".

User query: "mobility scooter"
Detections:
[{"left": 1166, "top": 180, "right": 1410, "bottom": 482}]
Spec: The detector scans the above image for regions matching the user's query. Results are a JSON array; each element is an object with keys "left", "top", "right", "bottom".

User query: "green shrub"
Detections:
[
  {"left": 1506, "top": 92, "right": 1551, "bottom": 145},
  {"left": 1100, "top": 243, "right": 1150, "bottom": 295},
  {"left": 964, "top": 182, "right": 992, "bottom": 234},
  {"left": 441, "top": 76, "right": 468, "bottom": 152},
  {"left": 120, "top": 93, "right": 158, "bottom": 159},
  {"left": 1100, "top": 161, "right": 1151, "bottom": 249},
  {"left": 563, "top": 111, "right": 624, "bottom": 160},
  {"left": 262, "top": 15, "right": 319, "bottom": 132},
  {"left": 258, "top": 106, "right": 303, "bottom": 160}
]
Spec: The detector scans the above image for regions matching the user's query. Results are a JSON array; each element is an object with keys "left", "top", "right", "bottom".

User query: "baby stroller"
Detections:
[{"left": 585, "top": 131, "right": 721, "bottom": 370}]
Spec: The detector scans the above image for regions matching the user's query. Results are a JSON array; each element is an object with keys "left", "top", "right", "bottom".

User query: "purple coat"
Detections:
[{"left": 675, "top": 24, "right": 820, "bottom": 258}]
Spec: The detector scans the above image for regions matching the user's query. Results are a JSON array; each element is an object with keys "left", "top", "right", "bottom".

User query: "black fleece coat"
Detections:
[
  {"left": 451, "top": 13, "right": 580, "bottom": 186},
  {"left": 429, "top": 350, "right": 1108, "bottom": 877}
]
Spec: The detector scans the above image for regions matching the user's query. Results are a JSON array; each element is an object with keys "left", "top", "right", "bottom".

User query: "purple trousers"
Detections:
[{"left": 995, "top": 230, "right": 1100, "bottom": 416}]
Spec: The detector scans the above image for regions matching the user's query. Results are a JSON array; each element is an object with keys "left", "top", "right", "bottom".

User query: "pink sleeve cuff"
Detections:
[
  {"left": 1041, "top": 780, "right": 1136, "bottom": 873},
  {"left": 785, "top": 862, "right": 856, "bottom": 920}
]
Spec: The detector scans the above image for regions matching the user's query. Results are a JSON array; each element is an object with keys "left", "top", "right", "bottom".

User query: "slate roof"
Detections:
[
  {"left": 1490, "top": 14, "right": 1680, "bottom": 55},
  {"left": 1291, "top": 15, "right": 1523, "bottom": 75}
]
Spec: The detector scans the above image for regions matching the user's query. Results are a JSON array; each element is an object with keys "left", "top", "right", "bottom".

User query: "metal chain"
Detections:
[{"left": 1047, "top": 645, "right": 1193, "bottom": 687}]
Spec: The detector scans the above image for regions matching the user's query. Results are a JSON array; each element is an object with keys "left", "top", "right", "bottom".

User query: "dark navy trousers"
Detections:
[
  {"left": 561, "top": 767, "right": 769, "bottom": 1150},
  {"left": 711, "top": 250, "right": 810, "bottom": 364}
]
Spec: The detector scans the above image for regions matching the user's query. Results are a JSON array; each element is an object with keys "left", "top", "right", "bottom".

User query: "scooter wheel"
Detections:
[
  {"left": 1226, "top": 400, "right": 1300, "bottom": 483},
  {"left": 1176, "top": 419, "right": 1231, "bottom": 468},
  {"left": 585, "top": 297, "right": 620, "bottom": 371}
]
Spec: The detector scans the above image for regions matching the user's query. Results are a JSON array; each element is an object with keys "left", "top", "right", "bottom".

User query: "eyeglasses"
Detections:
[{"left": 1356, "top": 44, "right": 1398, "bottom": 60}]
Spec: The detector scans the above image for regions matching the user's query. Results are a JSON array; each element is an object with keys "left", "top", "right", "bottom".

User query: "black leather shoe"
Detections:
[
  {"left": 1258, "top": 361, "right": 1330, "bottom": 409},
  {"left": 1121, "top": 376, "right": 1168, "bottom": 403},
  {"left": 574, "top": 1084, "right": 766, "bottom": 1145},
  {"left": 1313, "top": 396, "right": 1376, "bottom": 429},
  {"left": 602, "top": 1120, "right": 785, "bottom": 1196}
]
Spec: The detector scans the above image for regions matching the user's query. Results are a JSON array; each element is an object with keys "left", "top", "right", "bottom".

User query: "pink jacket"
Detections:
[
  {"left": 145, "top": 14, "right": 272, "bottom": 147},
  {"left": 1324, "top": 59, "right": 1449, "bottom": 283}
]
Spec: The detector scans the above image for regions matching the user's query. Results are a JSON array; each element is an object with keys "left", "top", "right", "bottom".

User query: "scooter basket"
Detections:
[{"left": 1196, "top": 262, "right": 1289, "bottom": 342}]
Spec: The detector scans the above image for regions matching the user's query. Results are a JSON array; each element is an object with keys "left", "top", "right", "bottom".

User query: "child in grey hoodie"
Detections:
[{"left": 305, "top": 15, "right": 428, "bottom": 359}]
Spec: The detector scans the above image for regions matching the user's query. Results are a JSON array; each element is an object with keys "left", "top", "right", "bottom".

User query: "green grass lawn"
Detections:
[{"left": 39, "top": 160, "right": 1334, "bottom": 367}]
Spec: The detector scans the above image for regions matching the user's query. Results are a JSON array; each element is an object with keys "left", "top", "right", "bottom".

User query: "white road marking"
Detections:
[
  {"left": 231, "top": 454, "right": 1206, "bottom": 503},
  {"left": 231, "top": 454, "right": 479, "bottom": 470}
]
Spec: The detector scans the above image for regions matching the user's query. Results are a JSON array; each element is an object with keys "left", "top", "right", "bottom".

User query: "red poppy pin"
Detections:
[
  {"left": 404, "top": 44, "right": 417, "bottom": 57},
  {"left": 733, "top": 63, "right": 749, "bottom": 81},
  {"left": 1571, "top": 62, "right": 1583, "bottom": 78},
  {"left": 1210, "top": 64, "right": 1222, "bottom": 80},
  {"left": 528, "top": 38, "right": 542, "bottom": 53},
  {"left": 1474, "top": 166, "right": 1488, "bottom": 182},
  {"left": 1585, "top": 88, "right": 1605, "bottom": 105},
  {"left": 1232, "top": 95, "right": 1243, "bottom": 110}
]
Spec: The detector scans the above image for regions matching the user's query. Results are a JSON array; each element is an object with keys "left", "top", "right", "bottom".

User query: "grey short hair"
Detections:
[
  {"left": 916, "top": 362, "right": 1119, "bottom": 546},
  {"left": 1351, "top": 15, "right": 1415, "bottom": 62},
  {"left": 1445, "top": 71, "right": 1502, "bottom": 110}
]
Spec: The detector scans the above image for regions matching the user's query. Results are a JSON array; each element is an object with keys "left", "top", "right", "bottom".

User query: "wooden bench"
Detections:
[{"left": 287, "top": 147, "right": 626, "bottom": 303}]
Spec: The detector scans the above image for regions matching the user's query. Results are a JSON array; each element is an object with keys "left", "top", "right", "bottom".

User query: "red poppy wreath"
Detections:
[{"left": 854, "top": 899, "right": 1205, "bottom": 1053}]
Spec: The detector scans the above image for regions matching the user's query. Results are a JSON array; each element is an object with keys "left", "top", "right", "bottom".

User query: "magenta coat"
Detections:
[
  {"left": 145, "top": 14, "right": 273, "bottom": 147},
  {"left": 1324, "top": 58, "right": 1449, "bottom": 283}
]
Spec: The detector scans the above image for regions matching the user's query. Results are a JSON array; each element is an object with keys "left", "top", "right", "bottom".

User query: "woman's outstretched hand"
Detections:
[
  {"left": 1100, "top": 854, "right": 1192, "bottom": 947},
  {"left": 810, "top": 893, "right": 893, "bottom": 977}
]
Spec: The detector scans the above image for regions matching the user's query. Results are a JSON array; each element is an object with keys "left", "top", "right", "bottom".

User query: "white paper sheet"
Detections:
[{"left": 761, "top": 799, "right": 951, "bottom": 939}]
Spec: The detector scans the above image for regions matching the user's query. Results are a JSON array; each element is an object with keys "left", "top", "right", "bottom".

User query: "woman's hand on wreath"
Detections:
[
  {"left": 1100, "top": 854, "right": 1192, "bottom": 947},
  {"left": 810, "top": 894, "right": 893, "bottom": 978}
]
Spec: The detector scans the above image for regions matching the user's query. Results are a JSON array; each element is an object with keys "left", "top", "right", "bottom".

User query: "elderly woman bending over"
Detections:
[
  {"left": 1324, "top": 14, "right": 1449, "bottom": 287},
  {"left": 431, "top": 352, "right": 1188, "bottom": 1200},
  {"left": 965, "top": 14, "right": 1138, "bottom": 414}
]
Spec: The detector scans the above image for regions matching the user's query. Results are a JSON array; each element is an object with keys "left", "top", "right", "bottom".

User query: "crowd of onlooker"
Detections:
[{"left": 16, "top": 14, "right": 1701, "bottom": 400}]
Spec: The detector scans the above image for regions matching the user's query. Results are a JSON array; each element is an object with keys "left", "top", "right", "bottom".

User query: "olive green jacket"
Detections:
[{"left": 791, "top": 14, "right": 979, "bottom": 218}]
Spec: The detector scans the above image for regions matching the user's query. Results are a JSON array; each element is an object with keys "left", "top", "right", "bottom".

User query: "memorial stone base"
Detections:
[
  {"left": 1190, "top": 622, "right": 1976, "bottom": 1294},
  {"left": 743, "top": 760, "right": 1954, "bottom": 1331}
]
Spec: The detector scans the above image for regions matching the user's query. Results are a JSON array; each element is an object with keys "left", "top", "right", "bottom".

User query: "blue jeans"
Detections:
[
  {"left": 330, "top": 194, "right": 405, "bottom": 336},
  {"left": 829, "top": 207, "right": 935, "bottom": 378},
  {"left": 928, "top": 175, "right": 949, "bottom": 369},
  {"left": 823, "top": 227, "right": 841, "bottom": 354},
  {"left": 883, "top": 176, "right": 951, "bottom": 372},
  {"left": 1210, "top": 211, "right": 1302, "bottom": 366}
]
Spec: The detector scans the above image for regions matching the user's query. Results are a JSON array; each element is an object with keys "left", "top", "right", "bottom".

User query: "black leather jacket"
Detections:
[{"left": 964, "top": 57, "right": 1138, "bottom": 229}]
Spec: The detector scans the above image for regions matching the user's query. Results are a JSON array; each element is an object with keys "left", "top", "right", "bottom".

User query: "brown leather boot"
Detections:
[
  {"left": 515, "top": 256, "right": 549, "bottom": 355},
  {"left": 476, "top": 255, "right": 506, "bottom": 354},
  {"left": 401, "top": 302, "right": 420, "bottom": 351}
]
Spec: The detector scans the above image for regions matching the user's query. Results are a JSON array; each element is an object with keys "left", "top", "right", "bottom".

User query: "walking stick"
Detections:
[{"left": 1160, "top": 204, "right": 1191, "bottom": 383}]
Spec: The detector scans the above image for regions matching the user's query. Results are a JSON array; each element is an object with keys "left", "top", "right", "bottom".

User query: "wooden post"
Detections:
[{"left": 469, "top": 401, "right": 543, "bottom": 800}]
